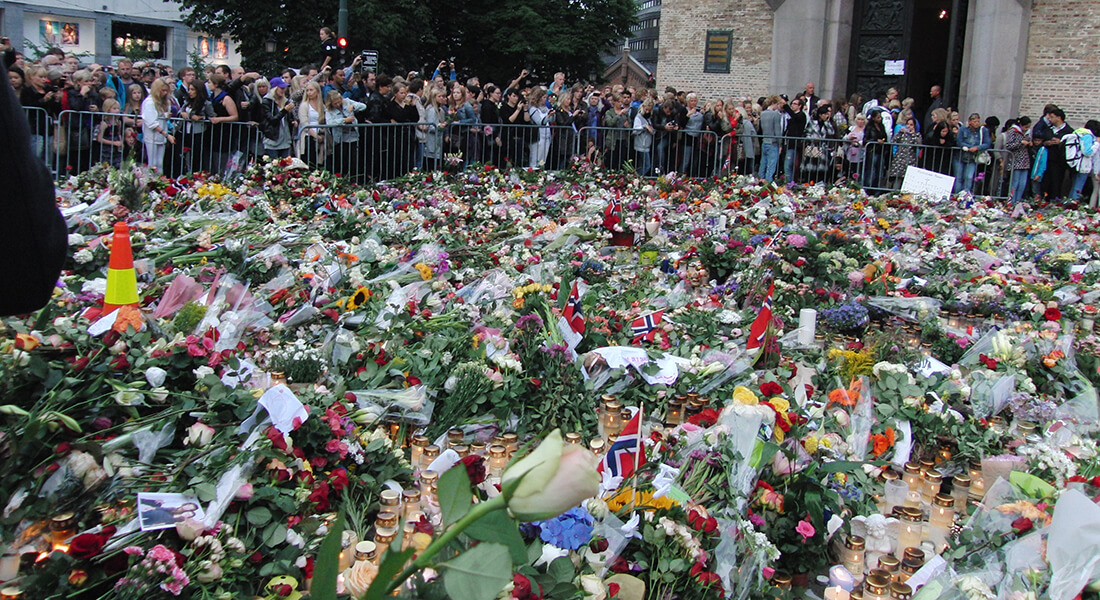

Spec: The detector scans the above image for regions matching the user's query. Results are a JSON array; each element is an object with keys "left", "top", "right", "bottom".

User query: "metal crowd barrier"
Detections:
[
  {"left": 719, "top": 132, "right": 1012, "bottom": 199},
  {"left": 50, "top": 109, "right": 265, "bottom": 180},
  {"left": 23, "top": 106, "right": 53, "bottom": 176},
  {"left": 576, "top": 125, "right": 721, "bottom": 178},
  {"left": 443, "top": 123, "right": 584, "bottom": 171},
  {"left": 167, "top": 117, "right": 263, "bottom": 178}
]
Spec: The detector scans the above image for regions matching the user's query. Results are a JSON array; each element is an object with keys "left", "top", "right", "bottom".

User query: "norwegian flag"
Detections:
[
  {"left": 746, "top": 282, "right": 775, "bottom": 350},
  {"left": 562, "top": 281, "right": 585, "bottom": 334},
  {"left": 631, "top": 310, "right": 664, "bottom": 344},
  {"left": 598, "top": 409, "right": 645, "bottom": 478},
  {"left": 603, "top": 197, "right": 623, "bottom": 231}
]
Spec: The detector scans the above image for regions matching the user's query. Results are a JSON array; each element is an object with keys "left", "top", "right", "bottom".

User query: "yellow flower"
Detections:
[
  {"left": 769, "top": 397, "right": 790, "bottom": 414},
  {"left": 345, "top": 286, "right": 371, "bottom": 311},
  {"left": 605, "top": 488, "right": 677, "bottom": 512},
  {"left": 732, "top": 386, "right": 759, "bottom": 405},
  {"left": 541, "top": 284, "right": 553, "bottom": 293},
  {"left": 803, "top": 436, "right": 819, "bottom": 454},
  {"left": 414, "top": 263, "right": 433, "bottom": 281}
]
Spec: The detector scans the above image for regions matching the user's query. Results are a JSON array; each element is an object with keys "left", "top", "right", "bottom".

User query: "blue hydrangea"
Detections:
[{"left": 533, "top": 507, "right": 594, "bottom": 550}]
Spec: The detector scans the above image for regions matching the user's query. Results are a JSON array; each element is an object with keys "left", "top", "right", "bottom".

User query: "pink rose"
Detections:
[
  {"left": 235, "top": 482, "right": 254, "bottom": 500},
  {"left": 795, "top": 518, "right": 815, "bottom": 540}
]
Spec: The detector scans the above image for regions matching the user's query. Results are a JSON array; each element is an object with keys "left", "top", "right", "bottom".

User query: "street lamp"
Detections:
[{"left": 265, "top": 36, "right": 277, "bottom": 54}]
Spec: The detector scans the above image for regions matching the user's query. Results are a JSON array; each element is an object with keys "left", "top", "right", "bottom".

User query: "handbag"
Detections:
[{"left": 974, "top": 128, "right": 991, "bottom": 165}]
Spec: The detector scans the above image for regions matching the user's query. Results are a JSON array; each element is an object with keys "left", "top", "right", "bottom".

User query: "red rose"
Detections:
[
  {"left": 589, "top": 538, "right": 609, "bottom": 553},
  {"left": 759, "top": 382, "right": 784, "bottom": 397},
  {"left": 69, "top": 530, "right": 112, "bottom": 559},
  {"left": 688, "top": 408, "right": 719, "bottom": 428},
  {"left": 1045, "top": 307, "right": 1062, "bottom": 321},
  {"left": 608, "top": 583, "right": 620, "bottom": 598},
  {"left": 460, "top": 454, "right": 487, "bottom": 485},
  {"left": 302, "top": 556, "right": 315, "bottom": 579},
  {"left": 329, "top": 467, "right": 349, "bottom": 491},
  {"left": 308, "top": 481, "right": 331, "bottom": 512},
  {"left": 266, "top": 426, "right": 288, "bottom": 452},
  {"left": 1011, "top": 517, "right": 1033, "bottom": 533}
]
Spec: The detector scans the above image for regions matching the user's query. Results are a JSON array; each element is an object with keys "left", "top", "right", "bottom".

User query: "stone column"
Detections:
[
  {"left": 769, "top": 0, "right": 855, "bottom": 101},
  {"left": 957, "top": 0, "right": 1031, "bottom": 120}
]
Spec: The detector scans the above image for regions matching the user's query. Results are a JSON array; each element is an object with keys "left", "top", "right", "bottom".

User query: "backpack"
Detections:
[{"left": 1065, "top": 128, "right": 1093, "bottom": 170}]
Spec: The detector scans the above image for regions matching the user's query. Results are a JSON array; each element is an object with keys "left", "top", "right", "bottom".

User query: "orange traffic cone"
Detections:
[{"left": 102, "top": 222, "right": 139, "bottom": 314}]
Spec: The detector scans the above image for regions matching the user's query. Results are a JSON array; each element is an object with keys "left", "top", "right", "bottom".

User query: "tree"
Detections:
[{"left": 169, "top": 0, "right": 635, "bottom": 83}]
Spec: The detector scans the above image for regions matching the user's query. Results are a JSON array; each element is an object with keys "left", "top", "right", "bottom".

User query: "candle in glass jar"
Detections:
[
  {"left": 564, "top": 432, "right": 582, "bottom": 445},
  {"left": 864, "top": 574, "right": 892, "bottom": 600},
  {"left": 902, "top": 462, "right": 922, "bottom": 492},
  {"left": 902, "top": 548, "right": 925, "bottom": 566},
  {"left": 968, "top": 461, "right": 985, "bottom": 501},
  {"left": 921, "top": 469, "right": 943, "bottom": 505},
  {"left": 338, "top": 530, "right": 358, "bottom": 571},
  {"left": 354, "top": 541, "right": 376, "bottom": 563},
  {"left": 889, "top": 582, "right": 912, "bottom": 600},
  {"left": 825, "top": 586, "right": 850, "bottom": 600},
  {"left": 951, "top": 475, "right": 970, "bottom": 510},
  {"left": 877, "top": 555, "right": 899, "bottom": 583},
  {"left": 409, "top": 435, "right": 429, "bottom": 469},
  {"left": 402, "top": 489, "right": 421, "bottom": 519},
  {"left": 665, "top": 400, "right": 684, "bottom": 426},
  {"left": 488, "top": 445, "right": 508, "bottom": 479},
  {"left": 843, "top": 536, "right": 866, "bottom": 581},
  {"left": 928, "top": 495, "right": 954, "bottom": 551},
  {"left": 884, "top": 478, "right": 909, "bottom": 515},
  {"left": 894, "top": 508, "right": 923, "bottom": 559}
]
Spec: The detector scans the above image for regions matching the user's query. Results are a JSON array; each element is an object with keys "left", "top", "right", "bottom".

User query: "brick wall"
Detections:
[
  {"left": 655, "top": 0, "right": 773, "bottom": 102},
  {"left": 1020, "top": 0, "right": 1100, "bottom": 125}
]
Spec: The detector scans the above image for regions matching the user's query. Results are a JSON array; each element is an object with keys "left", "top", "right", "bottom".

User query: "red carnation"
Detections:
[
  {"left": 1011, "top": 517, "right": 1033, "bottom": 533},
  {"left": 1045, "top": 307, "right": 1062, "bottom": 321}
]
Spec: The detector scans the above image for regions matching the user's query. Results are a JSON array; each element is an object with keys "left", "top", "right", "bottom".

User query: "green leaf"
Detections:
[
  {"left": 439, "top": 466, "right": 473, "bottom": 527},
  {"left": 441, "top": 543, "right": 513, "bottom": 600},
  {"left": 263, "top": 521, "right": 287, "bottom": 547},
  {"left": 246, "top": 506, "right": 273, "bottom": 526},
  {"left": 465, "top": 508, "right": 527, "bottom": 564},
  {"left": 193, "top": 482, "right": 217, "bottom": 503},
  {"left": 547, "top": 556, "right": 574, "bottom": 583},
  {"left": 311, "top": 512, "right": 345, "bottom": 600}
]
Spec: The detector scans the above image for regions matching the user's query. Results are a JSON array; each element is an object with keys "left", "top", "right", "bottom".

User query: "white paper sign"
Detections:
[
  {"left": 239, "top": 384, "right": 308, "bottom": 434},
  {"left": 884, "top": 60, "right": 906, "bottom": 75},
  {"left": 901, "top": 166, "right": 955, "bottom": 201}
]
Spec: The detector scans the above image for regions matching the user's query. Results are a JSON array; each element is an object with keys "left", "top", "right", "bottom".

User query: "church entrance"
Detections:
[{"left": 847, "top": 0, "right": 967, "bottom": 114}]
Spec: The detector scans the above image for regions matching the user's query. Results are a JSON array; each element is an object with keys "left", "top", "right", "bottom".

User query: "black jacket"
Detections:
[{"left": 0, "top": 53, "right": 68, "bottom": 315}]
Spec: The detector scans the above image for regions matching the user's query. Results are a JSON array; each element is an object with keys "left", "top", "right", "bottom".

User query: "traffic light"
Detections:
[{"left": 338, "top": 37, "right": 348, "bottom": 66}]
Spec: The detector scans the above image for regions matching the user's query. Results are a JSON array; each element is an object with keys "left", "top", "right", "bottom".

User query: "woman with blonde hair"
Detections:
[
  {"left": 141, "top": 77, "right": 176, "bottom": 172},
  {"left": 527, "top": 86, "right": 551, "bottom": 168},
  {"left": 325, "top": 90, "right": 366, "bottom": 179},
  {"left": 297, "top": 81, "right": 326, "bottom": 166},
  {"left": 424, "top": 85, "right": 449, "bottom": 170}
]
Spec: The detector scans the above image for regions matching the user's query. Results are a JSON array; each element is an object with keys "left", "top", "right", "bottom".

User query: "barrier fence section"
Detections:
[
  {"left": 23, "top": 106, "right": 52, "bottom": 176},
  {"left": 50, "top": 109, "right": 265, "bottom": 181},
  {"left": 40, "top": 108, "right": 1015, "bottom": 199},
  {"left": 575, "top": 125, "right": 722, "bottom": 178},
  {"left": 723, "top": 132, "right": 1012, "bottom": 199}
]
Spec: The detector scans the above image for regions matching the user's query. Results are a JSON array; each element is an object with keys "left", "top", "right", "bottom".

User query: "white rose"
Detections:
[
  {"left": 145, "top": 367, "right": 167, "bottom": 388},
  {"left": 114, "top": 390, "right": 144, "bottom": 406},
  {"left": 149, "top": 387, "right": 169, "bottom": 403},
  {"left": 193, "top": 365, "right": 215, "bottom": 379},
  {"left": 186, "top": 422, "right": 216, "bottom": 448}
]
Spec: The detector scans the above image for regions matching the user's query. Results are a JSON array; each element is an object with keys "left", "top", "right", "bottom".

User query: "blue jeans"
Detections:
[
  {"left": 953, "top": 160, "right": 976, "bottom": 193},
  {"left": 759, "top": 143, "right": 779, "bottom": 181},
  {"left": 783, "top": 146, "right": 795, "bottom": 181},
  {"left": 655, "top": 137, "right": 671, "bottom": 173},
  {"left": 1010, "top": 169, "right": 1030, "bottom": 204},
  {"left": 1070, "top": 171, "right": 1090, "bottom": 200}
]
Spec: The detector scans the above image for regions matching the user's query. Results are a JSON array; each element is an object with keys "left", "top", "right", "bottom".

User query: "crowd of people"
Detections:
[{"left": 6, "top": 30, "right": 1100, "bottom": 207}]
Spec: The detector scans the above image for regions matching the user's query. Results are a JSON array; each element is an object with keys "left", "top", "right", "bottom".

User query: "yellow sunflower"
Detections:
[{"left": 345, "top": 287, "right": 372, "bottom": 311}]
